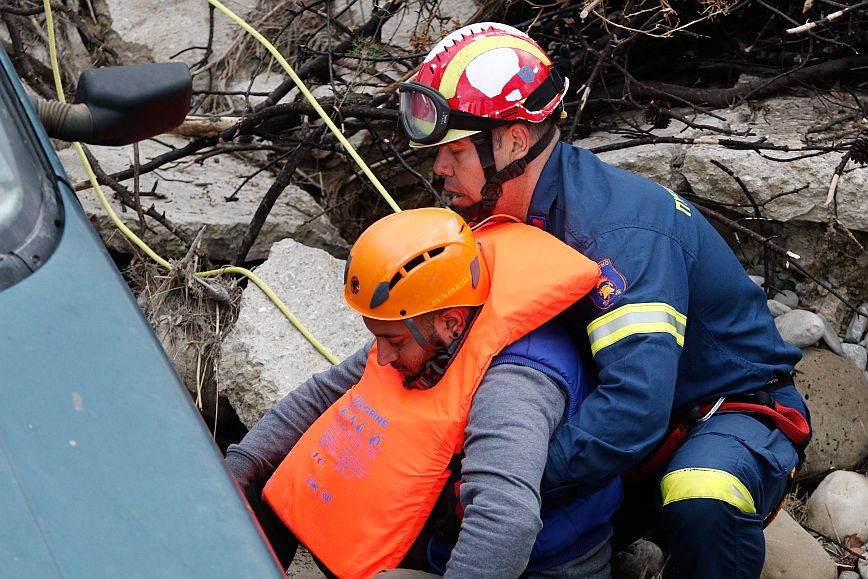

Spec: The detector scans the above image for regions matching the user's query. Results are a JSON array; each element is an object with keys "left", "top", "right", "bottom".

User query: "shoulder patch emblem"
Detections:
[{"left": 590, "top": 258, "right": 627, "bottom": 310}]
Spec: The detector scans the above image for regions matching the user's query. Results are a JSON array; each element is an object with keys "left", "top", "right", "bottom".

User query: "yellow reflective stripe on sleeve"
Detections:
[
  {"left": 661, "top": 468, "right": 756, "bottom": 514},
  {"left": 586, "top": 303, "right": 686, "bottom": 356},
  {"left": 439, "top": 36, "right": 551, "bottom": 99}
]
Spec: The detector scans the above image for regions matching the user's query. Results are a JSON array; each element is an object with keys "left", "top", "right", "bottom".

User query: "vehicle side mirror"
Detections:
[{"left": 32, "top": 62, "right": 192, "bottom": 146}]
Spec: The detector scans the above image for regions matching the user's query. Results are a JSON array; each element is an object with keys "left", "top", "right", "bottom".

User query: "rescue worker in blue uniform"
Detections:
[{"left": 399, "top": 22, "right": 812, "bottom": 578}]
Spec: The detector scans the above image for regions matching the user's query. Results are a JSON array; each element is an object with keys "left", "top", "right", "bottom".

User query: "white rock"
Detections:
[
  {"left": 840, "top": 571, "right": 860, "bottom": 579},
  {"left": 860, "top": 556, "right": 868, "bottom": 579},
  {"left": 806, "top": 471, "right": 868, "bottom": 543},
  {"left": 842, "top": 343, "right": 868, "bottom": 371},
  {"left": 761, "top": 510, "right": 837, "bottom": 579},
  {"left": 775, "top": 310, "right": 825, "bottom": 348},
  {"left": 58, "top": 137, "right": 347, "bottom": 261},
  {"left": 844, "top": 303, "right": 868, "bottom": 344},
  {"left": 768, "top": 299, "right": 792, "bottom": 318},
  {"left": 680, "top": 99, "right": 868, "bottom": 233},
  {"left": 749, "top": 275, "right": 765, "bottom": 287},
  {"left": 773, "top": 289, "right": 800, "bottom": 309},
  {"left": 218, "top": 238, "right": 370, "bottom": 428}
]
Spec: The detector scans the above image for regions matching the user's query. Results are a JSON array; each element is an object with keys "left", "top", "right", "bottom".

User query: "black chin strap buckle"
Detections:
[
  {"left": 500, "top": 158, "right": 528, "bottom": 182},
  {"left": 480, "top": 182, "right": 502, "bottom": 210}
]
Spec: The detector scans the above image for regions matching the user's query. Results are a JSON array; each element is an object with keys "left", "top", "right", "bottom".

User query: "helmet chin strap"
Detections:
[
  {"left": 402, "top": 308, "right": 480, "bottom": 391},
  {"left": 464, "top": 123, "right": 557, "bottom": 223}
]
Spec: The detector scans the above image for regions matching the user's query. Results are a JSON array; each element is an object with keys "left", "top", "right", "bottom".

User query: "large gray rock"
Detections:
[
  {"left": 795, "top": 349, "right": 868, "bottom": 478},
  {"left": 805, "top": 471, "right": 868, "bottom": 543},
  {"left": 58, "top": 137, "right": 347, "bottom": 262},
  {"left": 775, "top": 310, "right": 825, "bottom": 348},
  {"left": 218, "top": 238, "right": 370, "bottom": 428},
  {"left": 761, "top": 510, "right": 837, "bottom": 579},
  {"left": 575, "top": 95, "right": 868, "bottom": 234}
]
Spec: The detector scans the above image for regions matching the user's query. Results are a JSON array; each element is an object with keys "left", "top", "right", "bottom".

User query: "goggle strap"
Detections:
[
  {"left": 523, "top": 67, "right": 565, "bottom": 113},
  {"left": 449, "top": 112, "right": 511, "bottom": 131}
]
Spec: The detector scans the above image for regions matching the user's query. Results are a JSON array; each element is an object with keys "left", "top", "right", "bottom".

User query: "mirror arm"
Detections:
[{"left": 30, "top": 95, "right": 93, "bottom": 142}]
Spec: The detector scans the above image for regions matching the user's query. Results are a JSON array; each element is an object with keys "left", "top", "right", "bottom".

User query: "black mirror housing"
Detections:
[{"left": 74, "top": 62, "right": 192, "bottom": 146}]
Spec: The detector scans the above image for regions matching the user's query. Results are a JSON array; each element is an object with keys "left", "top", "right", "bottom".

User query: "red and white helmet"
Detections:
[{"left": 399, "top": 22, "right": 569, "bottom": 147}]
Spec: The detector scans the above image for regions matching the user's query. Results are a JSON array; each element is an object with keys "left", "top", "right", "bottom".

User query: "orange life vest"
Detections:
[{"left": 262, "top": 219, "right": 600, "bottom": 578}]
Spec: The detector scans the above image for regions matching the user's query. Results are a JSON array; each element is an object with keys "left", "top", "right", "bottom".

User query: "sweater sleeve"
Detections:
[
  {"left": 225, "top": 344, "right": 370, "bottom": 492},
  {"left": 444, "top": 364, "right": 566, "bottom": 579}
]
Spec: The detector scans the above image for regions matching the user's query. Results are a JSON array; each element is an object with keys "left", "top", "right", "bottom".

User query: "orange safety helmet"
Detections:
[{"left": 343, "top": 208, "right": 490, "bottom": 320}]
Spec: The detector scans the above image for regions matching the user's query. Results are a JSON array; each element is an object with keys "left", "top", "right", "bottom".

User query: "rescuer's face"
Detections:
[
  {"left": 431, "top": 130, "right": 532, "bottom": 220},
  {"left": 362, "top": 317, "right": 438, "bottom": 378},
  {"left": 433, "top": 138, "right": 485, "bottom": 210}
]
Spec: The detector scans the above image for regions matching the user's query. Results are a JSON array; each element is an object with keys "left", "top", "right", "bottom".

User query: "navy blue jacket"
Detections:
[{"left": 530, "top": 142, "right": 805, "bottom": 493}]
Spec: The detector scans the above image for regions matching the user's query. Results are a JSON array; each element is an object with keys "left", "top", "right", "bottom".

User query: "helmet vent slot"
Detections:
[
  {"left": 390, "top": 246, "right": 447, "bottom": 290},
  {"left": 389, "top": 271, "right": 402, "bottom": 290},
  {"left": 403, "top": 253, "right": 426, "bottom": 273}
]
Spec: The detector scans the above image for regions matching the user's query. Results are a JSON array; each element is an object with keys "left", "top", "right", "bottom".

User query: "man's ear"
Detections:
[
  {"left": 434, "top": 307, "right": 469, "bottom": 341},
  {"left": 506, "top": 122, "right": 531, "bottom": 161}
]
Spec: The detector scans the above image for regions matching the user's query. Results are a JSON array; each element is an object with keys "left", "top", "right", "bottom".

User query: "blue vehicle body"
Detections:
[{"left": 0, "top": 46, "right": 284, "bottom": 578}]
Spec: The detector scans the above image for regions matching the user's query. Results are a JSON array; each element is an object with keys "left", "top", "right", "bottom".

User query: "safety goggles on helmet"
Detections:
[
  {"left": 399, "top": 67, "right": 567, "bottom": 147},
  {"left": 398, "top": 81, "right": 508, "bottom": 146}
]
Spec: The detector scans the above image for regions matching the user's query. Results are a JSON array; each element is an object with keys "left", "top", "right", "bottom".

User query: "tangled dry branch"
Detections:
[{"left": 1, "top": 0, "right": 866, "bottom": 280}]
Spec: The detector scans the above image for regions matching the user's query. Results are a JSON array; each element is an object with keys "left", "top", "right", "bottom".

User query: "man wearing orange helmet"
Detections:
[
  {"left": 399, "top": 22, "right": 811, "bottom": 579},
  {"left": 226, "top": 208, "right": 623, "bottom": 578}
]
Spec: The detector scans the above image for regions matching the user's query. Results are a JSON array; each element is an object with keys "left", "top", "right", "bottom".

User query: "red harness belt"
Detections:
[{"left": 632, "top": 384, "right": 810, "bottom": 478}]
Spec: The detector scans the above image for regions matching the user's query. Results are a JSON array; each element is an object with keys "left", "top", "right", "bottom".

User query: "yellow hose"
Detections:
[
  {"left": 200, "top": 266, "right": 339, "bottom": 364},
  {"left": 206, "top": 0, "right": 402, "bottom": 214},
  {"left": 41, "top": 0, "right": 342, "bottom": 365}
]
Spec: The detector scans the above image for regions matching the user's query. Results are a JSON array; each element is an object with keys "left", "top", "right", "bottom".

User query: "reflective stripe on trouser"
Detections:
[
  {"left": 659, "top": 411, "right": 799, "bottom": 579},
  {"left": 661, "top": 468, "right": 756, "bottom": 514}
]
